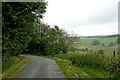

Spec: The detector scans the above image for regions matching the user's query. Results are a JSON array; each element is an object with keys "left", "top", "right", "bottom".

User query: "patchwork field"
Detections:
[{"left": 73, "top": 37, "right": 119, "bottom": 56}]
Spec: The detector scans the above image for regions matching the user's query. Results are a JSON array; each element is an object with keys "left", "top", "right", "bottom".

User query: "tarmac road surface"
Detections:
[{"left": 13, "top": 55, "right": 64, "bottom": 78}]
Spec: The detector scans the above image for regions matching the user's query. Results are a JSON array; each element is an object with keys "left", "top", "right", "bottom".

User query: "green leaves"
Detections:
[
  {"left": 2, "top": 2, "right": 47, "bottom": 61},
  {"left": 26, "top": 23, "right": 73, "bottom": 55}
]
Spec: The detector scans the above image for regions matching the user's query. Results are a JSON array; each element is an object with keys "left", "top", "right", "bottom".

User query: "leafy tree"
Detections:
[
  {"left": 92, "top": 40, "right": 100, "bottom": 45},
  {"left": 97, "top": 49, "right": 104, "bottom": 55},
  {"left": 117, "top": 37, "right": 120, "bottom": 44},
  {"left": 85, "top": 48, "right": 88, "bottom": 52},
  {"left": 2, "top": 2, "right": 73, "bottom": 62},
  {"left": 108, "top": 42, "right": 114, "bottom": 46},
  {"left": 80, "top": 48, "right": 88, "bottom": 52},
  {"left": 26, "top": 23, "right": 73, "bottom": 55},
  {"left": 2, "top": 2, "right": 47, "bottom": 61},
  {"left": 74, "top": 48, "right": 79, "bottom": 51},
  {"left": 101, "top": 43, "right": 105, "bottom": 46}
]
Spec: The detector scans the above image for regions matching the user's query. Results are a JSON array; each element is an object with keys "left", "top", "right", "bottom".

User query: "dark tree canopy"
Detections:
[
  {"left": 2, "top": 2, "right": 47, "bottom": 62},
  {"left": 2, "top": 2, "right": 73, "bottom": 63}
]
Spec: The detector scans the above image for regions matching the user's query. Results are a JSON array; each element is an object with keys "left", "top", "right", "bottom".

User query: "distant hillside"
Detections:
[
  {"left": 107, "top": 34, "right": 120, "bottom": 37},
  {"left": 80, "top": 34, "right": 120, "bottom": 38}
]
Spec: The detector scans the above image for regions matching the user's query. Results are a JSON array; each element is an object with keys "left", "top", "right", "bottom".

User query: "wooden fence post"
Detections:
[{"left": 113, "top": 51, "right": 115, "bottom": 58}]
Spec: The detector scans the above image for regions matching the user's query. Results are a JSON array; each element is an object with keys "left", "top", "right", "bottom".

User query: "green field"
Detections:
[{"left": 73, "top": 37, "right": 119, "bottom": 56}]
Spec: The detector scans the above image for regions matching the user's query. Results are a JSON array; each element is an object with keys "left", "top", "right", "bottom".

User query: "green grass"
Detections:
[
  {"left": 2, "top": 56, "right": 31, "bottom": 79},
  {"left": 55, "top": 53, "right": 109, "bottom": 70},
  {"left": 80, "top": 67, "right": 110, "bottom": 78},
  {"left": 51, "top": 56, "right": 110, "bottom": 78},
  {"left": 39, "top": 55, "right": 111, "bottom": 78},
  {"left": 55, "top": 53, "right": 120, "bottom": 78},
  {"left": 73, "top": 37, "right": 119, "bottom": 56},
  {"left": 52, "top": 57, "right": 91, "bottom": 78}
]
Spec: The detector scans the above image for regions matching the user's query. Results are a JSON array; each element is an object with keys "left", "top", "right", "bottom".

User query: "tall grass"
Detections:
[
  {"left": 56, "top": 53, "right": 120, "bottom": 78},
  {"left": 2, "top": 56, "right": 25, "bottom": 73}
]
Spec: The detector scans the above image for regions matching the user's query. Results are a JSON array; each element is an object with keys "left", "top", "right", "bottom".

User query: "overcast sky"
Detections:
[{"left": 42, "top": 0, "right": 119, "bottom": 36}]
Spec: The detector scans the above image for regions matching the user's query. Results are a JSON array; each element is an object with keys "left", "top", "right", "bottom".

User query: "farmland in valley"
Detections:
[{"left": 73, "top": 37, "right": 119, "bottom": 56}]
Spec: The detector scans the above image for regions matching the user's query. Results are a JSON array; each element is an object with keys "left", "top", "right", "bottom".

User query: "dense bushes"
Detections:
[
  {"left": 56, "top": 53, "right": 120, "bottom": 78},
  {"left": 26, "top": 24, "right": 73, "bottom": 56},
  {"left": 2, "top": 2, "right": 47, "bottom": 62},
  {"left": 97, "top": 49, "right": 104, "bottom": 55},
  {"left": 105, "top": 58, "right": 120, "bottom": 78},
  {"left": 2, "top": 28, "right": 32, "bottom": 62},
  {"left": 56, "top": 53, "right": 108, "bottom": 69}
]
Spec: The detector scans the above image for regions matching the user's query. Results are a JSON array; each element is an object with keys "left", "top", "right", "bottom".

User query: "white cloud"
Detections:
[
  {"left": 74, "top": 22, "right": 118, "bottom": 36},
  {"left": 42, "top": 0, "right": 119, "bottom": 36}
]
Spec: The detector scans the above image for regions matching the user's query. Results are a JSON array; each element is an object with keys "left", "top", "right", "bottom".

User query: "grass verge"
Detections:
[
  {"left": 2, "top": 56, "right": 31, "bottom": 80},
  {"left": 16, "top": 54, "right": 112, "bottom": 78},
  {"left": 52, "top": 57, "right": 91, "bottom": 78},
  {"left": 51, "top": 56, "right": 111, "bottom": 79}
]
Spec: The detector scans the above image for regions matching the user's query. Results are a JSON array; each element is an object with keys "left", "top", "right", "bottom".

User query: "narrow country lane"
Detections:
[{"left": 13, "top": 55, "right": 64, "bottom": 78}]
